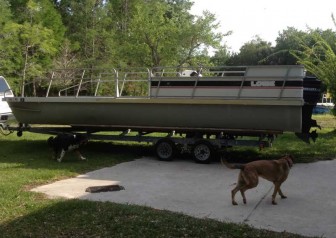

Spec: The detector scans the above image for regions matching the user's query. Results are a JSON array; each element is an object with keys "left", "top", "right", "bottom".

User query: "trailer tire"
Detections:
[
  {"left": 192, "top": 140, "right": 213, "bottom": 164},
  {"left": 155, "top": 138, "right": 176, "bottom": 161}
]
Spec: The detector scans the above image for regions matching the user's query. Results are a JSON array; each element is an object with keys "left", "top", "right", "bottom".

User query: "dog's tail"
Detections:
[
  {"left": 47, "top": 136, "right": 54, "bottom": 147},
  {"left": 220, "top": 157, "right": 245, "bottom": 170}
]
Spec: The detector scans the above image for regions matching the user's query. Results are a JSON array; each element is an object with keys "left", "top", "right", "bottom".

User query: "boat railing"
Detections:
[
  {"left": 150, "top": 65, "right": 304, "bottom": 99},
  {"left": 18, "top": 65, "right": 305, "bottom": 100},
  {"left": 57, "top": 69, "right": 86, "bottom": 97},
  {"left": 237, "top": 67, "right": 249, "bottom": 98},
  {"left": 118, "top": 69, "right": 151, "bottom": 98},
  {"left": 50, "top": 67, "right": 151, "bottom": 98},
  {"left": 52, "top": 68, "right": 119, "bottom": 97}
]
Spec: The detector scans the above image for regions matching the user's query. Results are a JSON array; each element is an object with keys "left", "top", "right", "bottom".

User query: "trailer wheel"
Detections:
[
  {"left": 155, "top": 139, "right": 176, "bottom": 161},
  {"left": 192, "top": 140, "right": 213, "bottom": 164}
]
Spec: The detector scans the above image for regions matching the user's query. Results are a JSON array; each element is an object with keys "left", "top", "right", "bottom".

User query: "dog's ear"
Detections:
[
  {"left": 285, "top": 155, "right": 294, "bottom": 167},
  {"left": 284, "top": 154, "right": 293, "bottom": 160},
  {"left": 287, "top": 154, "right": 294, "bottom": 161}
]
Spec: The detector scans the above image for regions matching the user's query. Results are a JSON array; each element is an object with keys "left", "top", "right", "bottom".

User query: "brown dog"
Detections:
[{"left": 222, "top": 155, "right": 293, "bottom": 205}]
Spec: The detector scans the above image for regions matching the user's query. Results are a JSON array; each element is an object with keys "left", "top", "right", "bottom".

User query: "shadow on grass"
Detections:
[
  {"left": 0, "top": 139, "right": 154, "bottom": 173},
  {"left": 0, "top": 199, "right": 304, "bottom": 238}
]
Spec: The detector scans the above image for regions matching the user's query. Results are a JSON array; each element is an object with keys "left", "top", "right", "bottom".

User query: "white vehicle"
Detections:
[{"left": 0, "top": 76, "right": 14, "bottom": 124}]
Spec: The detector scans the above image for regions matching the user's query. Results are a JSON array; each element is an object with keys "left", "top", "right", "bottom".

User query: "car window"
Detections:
[{"left": 0, "top": 77, "right": 13, "bottom": 96}]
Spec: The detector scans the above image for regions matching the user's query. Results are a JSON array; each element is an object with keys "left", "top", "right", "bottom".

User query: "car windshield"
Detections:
[{"left": 0, "top": 77, "right": 13, "bottom": 96}]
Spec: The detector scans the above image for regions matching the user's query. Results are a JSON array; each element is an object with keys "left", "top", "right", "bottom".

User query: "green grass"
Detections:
[
  {"left": 313, "top": 113, "right": 336, "bottom": 129},
  {"left": 225, "top": 128, "right": 336, "bottom": 163},
  {"left": 1, "top": 115, "right": 335, "bottom": 237},
  {"left": 225, "top": 115, "right": 336, "bottom": 163}
]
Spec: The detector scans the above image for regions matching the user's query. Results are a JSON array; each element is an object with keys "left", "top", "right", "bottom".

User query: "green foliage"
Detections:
[
  {"left": 1, "top": 21, "right": 58, "bottom": 95},
  {"left": 1, "top": 0, "right": 336, "bottom": 95},
  {"left": 271, "top": 27, "right": 309, "bottom": 65},
  {"left": 118, "top": 0, "right": 224, "bottom": 67},
  {"left": 176, "top": 10, "right": 224, "bottom": 66},
  {"left": 0, "top": 0, "right": 62, "bottom": 94},
  {"left": 210, "top": 45, "right": 230, "bottom": 65},
  {"left": 9, "top": 0, "right": 65, "bottom": 44},
  {"left": 53, "top": 38, "right": 81, "bottom": 69},
  {"left": 227, "top": 36, "right": 274, "bottom": 65},
  {"left": 291, "top": 30, "right": 336, "bottom": 99},
  {"left": 56, "top": 0, "right": 116, "bottom": 67},
  {"left": 0, "top": 0, "right": 12, "bottom": 27}
]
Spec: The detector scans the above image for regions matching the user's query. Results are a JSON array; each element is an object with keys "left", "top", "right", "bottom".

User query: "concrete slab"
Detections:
[{"left": 31, "top": 158, "right": 336, "bottom": 238}]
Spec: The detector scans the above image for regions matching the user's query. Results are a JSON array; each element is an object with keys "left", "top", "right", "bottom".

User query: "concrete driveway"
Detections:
[{"left": 32, "top": 157, "right": 336, "bottom": 238}]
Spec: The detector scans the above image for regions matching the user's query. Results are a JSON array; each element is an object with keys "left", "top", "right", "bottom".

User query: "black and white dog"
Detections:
[{"left": 47, "top": 133, "right": 88, "bottom": 162}]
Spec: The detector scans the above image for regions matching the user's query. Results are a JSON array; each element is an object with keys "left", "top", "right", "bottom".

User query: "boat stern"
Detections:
[{"left": 296, "top": 76, "right": 322, "bottom": 143}]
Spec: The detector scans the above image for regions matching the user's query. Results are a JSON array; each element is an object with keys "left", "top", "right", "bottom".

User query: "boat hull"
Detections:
[{"left": 6, "top": 97, "right": 303, "bottom": 133}]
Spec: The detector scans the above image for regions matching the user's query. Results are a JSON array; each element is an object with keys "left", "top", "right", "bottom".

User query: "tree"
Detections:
[
  {"left": 176, "top": 10, "right": 225, "bottom": 67},
  {"left": 292, "top": 30, "right": 336, "bottom": 101},
  {"left": 272, "top": 27, "right": 308, "bottom": 65},
  {"left": 0, "top": 0, "right": 21, "bottom": 91},
  {"left": 210, "top": 45, "right": 230, "bottom": 66},
  {"left": 0, "top": 0, "right": 11, "bottom": 28},
  {"left": 53, "top": 38, "right": 80, "bottom": 69},
  {"left": 0, "top": 0, "right": 58, "bottom": 95},
  {"left": 0, "top": 0, "right": 14, "bottom": 70},
  {"left": 54, "top": 0, "right": 119, "bottom": 68},
  {"left": 123, "top": 0, "right": 225, "bottom": 67},
  {"left": 9, "top": 0, "right": 65, "bottom": 44},
  {"left": 291, "top": 14, "right": 336, "bottom": 100},
  {"left": 226, "top": 36, "right": 274, "bottom": 65},
  {"left": 4, "top": 22, "right": 58, "bottom": 96},
  {"left": 2, "top": 0, "right": 230, "bottom": 90}
]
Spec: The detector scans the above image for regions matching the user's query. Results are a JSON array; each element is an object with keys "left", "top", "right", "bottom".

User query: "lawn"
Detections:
[
  {"left": 1, "top": 115, "right": 334, "bottom": 237},
  {"left": 225, "top": 114, "right": 336, "bottom": 163}
]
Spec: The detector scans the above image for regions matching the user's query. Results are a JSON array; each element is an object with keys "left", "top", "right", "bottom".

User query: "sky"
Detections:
[{"left": 190, "top": 0, "right": 336, "bottom": 52}]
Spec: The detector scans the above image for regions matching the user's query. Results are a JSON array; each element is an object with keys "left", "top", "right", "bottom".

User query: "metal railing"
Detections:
[{"left": 18, "top": 65, "right": 305, "bottom": 100}]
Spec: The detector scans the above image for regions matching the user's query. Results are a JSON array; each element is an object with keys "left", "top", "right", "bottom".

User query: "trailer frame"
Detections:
[{"left": 2, "top": 123, "right": 280, "bottom": 163}]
